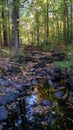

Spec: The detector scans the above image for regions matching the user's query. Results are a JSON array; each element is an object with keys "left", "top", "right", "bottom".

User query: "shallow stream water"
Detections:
[
  {"left": 1, "top": 80, "right": 73, "bottom": 130},
  {"left": 24, "top": 80, "right": 73, "bottom": 130}
]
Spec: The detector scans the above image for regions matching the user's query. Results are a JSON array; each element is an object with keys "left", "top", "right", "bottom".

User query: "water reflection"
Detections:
[
  {"left": 26, "top": 94, "right": 37, "bottom": 105},
  {"left": 25, "top": 80, "right": 73, "bottom": 130},
  {"left": 4, "top": 79, "right": 73, "bottom": 130}
]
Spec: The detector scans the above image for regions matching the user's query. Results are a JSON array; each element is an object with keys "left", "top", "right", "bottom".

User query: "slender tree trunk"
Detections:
[
  {"left": 56, "top": 19, "right": 60, "bottom": 42},
  {"left": 2, "top": 11, "right": 8, "bottom": 47},
  {"left": 17, "top": 0, "right": 19, "bottom": 46},
  {"left": 59, "top": 21, "right": 63, "bottom": 38},
  {"left": 7, "top": 9, "right": 11, "bottom": 47},
  {"left": 44, "top": 15, "right": 46, "bottom": 42},
  {"left": 36, "top": 11, "right": 40, "bottom": 45},
  {"left": 31, "top": 31, "right": 33, "bottom": 44},
  {"left": 12, "top": 0, "right": 19, "bottom": 55},
  {"left": 46, "top": 0, "right": 49, "bottom": 44},
  {"left": 54, "top": 14, "right": 60, "bottom": 42},
  {"left": 63, "top": 16, "right": 67, "bottom": 44},
  {"left": 63, "top": 0, "right": 70, "bottom": 44},
  {"left": 70, "top": 0, "right": 72, "bottom": 43},
  {"left": 0, "top": 25, "right": 3, "bottom": 47}
]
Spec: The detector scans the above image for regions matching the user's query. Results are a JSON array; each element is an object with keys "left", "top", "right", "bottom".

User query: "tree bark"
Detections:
[
  {"left": 70, "top": 0, "right": 72, "bottom": 43},
  {"left": 0, "top": 25, "right": 3, "bottom": 47},
  {"left": 36, "top": 11, "right": 40, "bottom": 45},
  {"left": 46, "top": 0, "right": 49, "bottom": 44},
  {"left": 12, "top": 0, "right": 19, "bottom": 55},
  {"left": 2, "top": 11, "right": 8, "bottom": 47},
  {"left": 63, "top": 0, "right": 70, "bottom": 44}
]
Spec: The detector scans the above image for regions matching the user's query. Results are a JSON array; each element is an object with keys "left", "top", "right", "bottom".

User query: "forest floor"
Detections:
[
  {"left": 0, "top": 45, "right": 66, "bottom": 97},
  {"left": 0, "top": 46, "right": 73, "bottom": 130}
]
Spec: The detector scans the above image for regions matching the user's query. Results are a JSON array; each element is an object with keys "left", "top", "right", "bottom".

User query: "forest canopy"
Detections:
[{"left": 0, "top": 0, "right": 73, "bottom": 54}]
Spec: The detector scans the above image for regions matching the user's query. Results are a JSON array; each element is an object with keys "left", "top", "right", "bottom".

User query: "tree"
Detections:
[
  {"left": 46, "top": 0, "right": 49, "bottom": 44},
  {"left": 1, "top": 0, "right": 8, "bottom": 47},
  {"left": 12, "top": 0, "right": 19, "bottom": 55}
]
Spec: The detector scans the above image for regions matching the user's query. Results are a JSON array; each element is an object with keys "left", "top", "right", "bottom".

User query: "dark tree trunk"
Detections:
[
  {"left": 2, "top": 11, "right": 8, "bottom": 47},
  {"left": 70, "top": 0, "right": 73, "bottom": 43},
  {"left": 63, "top": 16, "right": 67, "bottom": 44},
  {"left": 17, "top": 1, "right": 19, "bottom": 46},
  {"left": 46, "top": 0, "right": 49, "bottom": 44},
  {"left": 7, "top": 9, "right": 11, "bottom": 48},
  {"left": 12, "top": 0, "right": 19, "bottom": 55},
  {"left": 36, "top": 11, "right": 40, "bottom": 45},
  {"left": 63, "top": 0, "right": 70, "bottom": 44},
  {"left": 0, "top": 25, "right": 3, "bottom": 47}
]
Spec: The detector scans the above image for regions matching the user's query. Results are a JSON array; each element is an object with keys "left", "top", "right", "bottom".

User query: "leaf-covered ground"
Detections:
[{"left": 0, "top": 46, "right": 73, "bottom": 130}]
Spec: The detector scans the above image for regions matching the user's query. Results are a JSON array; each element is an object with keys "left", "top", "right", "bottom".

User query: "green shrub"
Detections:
[{"left": 53, "top": 50, "right": 73, "bottom": 74}]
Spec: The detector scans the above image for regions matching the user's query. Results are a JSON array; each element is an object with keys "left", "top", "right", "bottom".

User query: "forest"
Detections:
[{"left": 0, "top": 0, "right": 73, "bottom": 130}]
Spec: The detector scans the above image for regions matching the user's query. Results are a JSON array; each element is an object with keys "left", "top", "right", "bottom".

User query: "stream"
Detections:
[
  {"left": 24, "top": 80, "right": 73, "bottom": 130},
  {"left": 0, "top": 52, "right": 73, "bottom": 130},
  {"left": 0, "top": 78, "right": 73, "bottom": 130}
]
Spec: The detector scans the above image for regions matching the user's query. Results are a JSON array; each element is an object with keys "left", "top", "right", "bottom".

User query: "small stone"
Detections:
[
  {"left": 54, "top": 91, "right": 64, "bottom": 99},
  {"left": 0, "top": 92, "right": 19, "bottom": 106},
  {"left": 48, "top": 80, "right": 53, "bottom": 87},
  {"left": 41, "top": 100, "right": 52, "bottom": 107},
  {"left": 0, "top": 106, "right": 8, "bottom": 121}
]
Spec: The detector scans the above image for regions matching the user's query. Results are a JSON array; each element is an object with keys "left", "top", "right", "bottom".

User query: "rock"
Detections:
[
  {"left": 40, "top": 56, "right": 53, "bottom": 63},
  {"left": 54, "top": 91, "right": 64, "bottom": 99},
  {"left": 41, "top": 100, "right": 52, "bottom": 107},
  {"left": 34, "top": 61, "right": 46, "bottom": 69},
  {"left": 31, "top": 80, "right": 37, "bottom": 86},
  {"left": 0, "top": 79, "right": 8, "bottom": 86},
  {"left": 21, "top": 83, "right": 31, "bottom": 90},
  {"left": 36, "top": 70, "right": 46, "bottom": 77},
  {"left": 54, "top": 82, "right": 61, "bottom": 89},
  {"left": 0, "top": 106, "right": 8, "bottom": 121},
  {"left": 17, "top": 56, "right": 26, "bottom": 64},
  {"left": 66, "top": 78, "right": 73, "bottom": 90},
  {"left": 0, "top": 78, "right": 21, "bottom": 89},
  {"left": 52, "top": 51, "right": 66, "bottom": 61},
  {"left": 43, "top": 67, "right": 50, "bottom": 73},
  {"left": 47, "top": 115, "right": 52, "bottom": 123},
  {"left": 51, "top": 68, "right": 61, "bottom": 73},
  {"left": 48, "top": 80, "right": 53, "bottom": 87},
  {"left": 49, "top": 68, "right": 61, "bottom": 81},
  {"left": 17, "top": 55, "right": 34, "bottom": 64},
  {"left": 0, "top": 92, "right": 19, "bottom": 106},
  {"left": 7, "top": 66, "right": 22, "bottom": 74},
  {"left": 0, "top": 98, "right": 6, "bottom": 106}
]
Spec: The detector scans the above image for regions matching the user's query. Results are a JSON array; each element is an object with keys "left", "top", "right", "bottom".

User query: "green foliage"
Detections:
[
  {"left": 41, "top": 42, "right": 56, "bottom": 51},
  {"left": 40, "top": 41, "right": 67, "bottom": 51},
  {"left": 0, "top": 48, "right": 24, "bottom": 58},
  {"left": 0, "top": 0, "right": 73, "bottom": 51},
  {"left": 53, "top": 50, "right": 73, "bottom": 74},
  {"left": 0, "top": 48, "right": 10, "bottom": 57}
]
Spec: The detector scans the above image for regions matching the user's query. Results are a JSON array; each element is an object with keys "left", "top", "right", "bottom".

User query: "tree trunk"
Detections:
[
  {"left": 0, "top": 25, "right": 3, "bottom": 47},
  {"left": 2, "top": 11, "right": 8, "bottom": 47},
  {"left": 17, "top": 0, "right": 19, "bottom": 46},
  {"left": 12, "top": 0, "right": 19, "bottom": 55},
  {"left": 7, "top": 9, "right": 11, "bottom": 48},
  {"left": 70, "top": 0, "right": 72, "bottom": 43},
  {"left": 63, "top": 16, "right": 67, "bottom": 44},
  {"left": 46, "top": 0, "right": 49, "bottom": 44},
  {"left": 36, "top": 11, "right": 40, "bottom": 45},
  {"left": 63, "top": 0, "right": 70, "bottom": 44}
]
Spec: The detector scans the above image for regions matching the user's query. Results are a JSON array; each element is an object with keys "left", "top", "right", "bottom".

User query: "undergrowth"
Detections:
[{"left": 53, "top": 50, "right": 73, "bottom": 74}]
